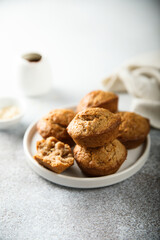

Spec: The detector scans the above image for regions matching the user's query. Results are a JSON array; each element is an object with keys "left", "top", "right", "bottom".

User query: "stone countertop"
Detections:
[{"left": 0, "top": 96, "right": 160, "bottom": 240}]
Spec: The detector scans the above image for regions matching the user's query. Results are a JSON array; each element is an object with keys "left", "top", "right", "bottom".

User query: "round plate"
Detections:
[{"left": 23, "top": 109, "right": 150, "bottom": 189}]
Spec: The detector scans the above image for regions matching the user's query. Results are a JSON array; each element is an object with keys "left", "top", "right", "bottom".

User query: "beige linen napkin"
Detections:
[{"left": 103, "top": 52, "right": 160, "bottom": 129}]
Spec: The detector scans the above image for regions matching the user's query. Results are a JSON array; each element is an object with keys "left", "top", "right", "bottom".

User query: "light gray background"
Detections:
[
  {"left": 0, "top": 0, "right": 160, "bottom": 96},
  {"left": 0, "top": 0, "right": 160, "bottom": 239}
]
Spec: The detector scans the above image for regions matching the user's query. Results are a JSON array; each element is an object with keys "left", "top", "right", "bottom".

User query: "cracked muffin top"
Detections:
[
  {"left": 74, "top": 139, "right": 127, "bottom": 176},
  {"left": 67, "top": 107, "right": 121, "bottom": 138},
  {"left": 34, "top": 137, "right": 74, "bottom": 173},
  {"left": 116, "top": 112, "right": 150, "bottom": 141},
  {"left": 37, "top": 109, "right": 75, "bottom": 142},
  {"left": 77, "top": 90, "right": 118, "bottom": 113}
]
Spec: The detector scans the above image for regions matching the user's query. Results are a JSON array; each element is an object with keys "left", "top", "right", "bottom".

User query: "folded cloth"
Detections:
[{"left": 103, "top": 51, "right": 160, "bottom": 129}]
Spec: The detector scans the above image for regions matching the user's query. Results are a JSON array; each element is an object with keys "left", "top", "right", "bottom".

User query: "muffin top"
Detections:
[
  {"left": 37, "top": 109, "right": 75, "bottom": 139},
  {"left": 74, "top": 139, "right": 127, "bottom": 171},
  {"left": 67, "top": 107, "right": 121, "bottom": 138},
  {"left": 117, "top": 112, "right": 150, "bottom": 141},
  {"left": 77, "top": 90, "right": 118, "bottom": 112},
  {"left": 44, "top": 109, "right": 75, "bottom": 127}
]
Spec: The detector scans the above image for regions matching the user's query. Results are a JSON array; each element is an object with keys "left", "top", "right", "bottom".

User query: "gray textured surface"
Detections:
[{"left": 0, "top": 123, "right": 160, "bottom": 240}]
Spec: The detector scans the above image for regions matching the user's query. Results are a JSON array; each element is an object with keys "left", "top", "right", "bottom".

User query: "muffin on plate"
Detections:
[
  {"left": 37, "top": 109, "right": 75, "bottom": 145},
  {"left": 76, "top": 90, "right": 118, "bottom": 113},
  {"left": 116, "top": 112, "right": 150, "bottom": 149},
  {"left": 67, "top": 107, "right": 121, "bottom": 148},
  {"left": 34, "top": 137, "right": 74, "bottom": 174},
  {"left": 74, "top": 139, "right": 127, "bottom": 177}
]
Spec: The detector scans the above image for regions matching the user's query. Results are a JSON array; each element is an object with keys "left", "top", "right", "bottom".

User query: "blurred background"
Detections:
[{"left": 0, "top": 0, "right": 160, "bottom": 99}]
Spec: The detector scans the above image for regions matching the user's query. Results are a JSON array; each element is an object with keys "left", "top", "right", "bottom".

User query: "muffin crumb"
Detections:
[{"left": 34, "top": 137, "right": 74, "bottom": 173}]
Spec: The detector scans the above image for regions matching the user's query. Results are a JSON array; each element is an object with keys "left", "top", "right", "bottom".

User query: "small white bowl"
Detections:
[{"left": 0, "top": 97, "right": 24, "bottom": 129}]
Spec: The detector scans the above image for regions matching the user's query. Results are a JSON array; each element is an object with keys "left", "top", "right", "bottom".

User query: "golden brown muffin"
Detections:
[
  {"left": 67, "top": 107, "right": 121, "bottom": 148},
  {"left": 74, "top": 139, "right": 127, "bottom": 177},
  {"left": 77, "top": 90, "right": 118, "bottom": 113},
  {"left": 34, "top": 137, "right": 74, "bottom": 173},
  {"left": 37, "top": 109, "right": 75, "bottom": 145},
  {"left": 116, "top": 112, "right": 150, "bottom": 149}
]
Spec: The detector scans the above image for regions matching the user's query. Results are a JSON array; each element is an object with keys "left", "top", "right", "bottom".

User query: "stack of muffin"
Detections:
[
  {"left": 34, "top": 90, "right": 150, "bottom": 176},
  {"left": 67, "top": 107, "right": 127, "bottom": 177}
]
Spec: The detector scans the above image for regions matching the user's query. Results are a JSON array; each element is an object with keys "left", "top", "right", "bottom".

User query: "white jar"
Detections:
[{"left": 16, "top": 53, "right": 53, "bottom": 96}]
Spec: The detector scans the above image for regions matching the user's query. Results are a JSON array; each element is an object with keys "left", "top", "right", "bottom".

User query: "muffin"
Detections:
[
  {"left": 116, "top": 112, "right": 150, "bottom": 149},
  {"left": 77, "top": 90, "right": 118, "bottom": 113},
  {"left": 34, "top": 137, "right": 74, "bottom": 173},
  {"left": 67, "top": 107, "right": 121, "bottom": 148},
  {"left": 74, "top": 139, "right": 127, "bottom": 177},
  {"left": 37, "top": 109, "right": 75, "bottom": 145}
]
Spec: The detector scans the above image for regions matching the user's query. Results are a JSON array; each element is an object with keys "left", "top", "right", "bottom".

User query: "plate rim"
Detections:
[{"left": 23, "top": 119, "right": 151, "bottom": 188}]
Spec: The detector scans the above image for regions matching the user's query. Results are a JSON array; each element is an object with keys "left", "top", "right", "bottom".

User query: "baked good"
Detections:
[
  {"left": 116, "top": 112, "right": 150, "bottom": 149},
  {"left": 34, "top": 137, "right": 74, "bottom": 173},
  {"left": 37, "top": 109, "right": 75, "bottom": 145},
  {"left": 76, "top": 90, "right": 118, "bottom": 113},
  {"left": 74, "top": 139, "right": 127, "bottom": 177},
  {"left": 67, "top": 107, "right": 121, "bottom": 148}
]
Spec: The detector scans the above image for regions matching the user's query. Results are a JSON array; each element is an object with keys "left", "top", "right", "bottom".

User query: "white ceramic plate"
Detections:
[{"left": 23, "top": 108, "right": 150, "bottom": 189}]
